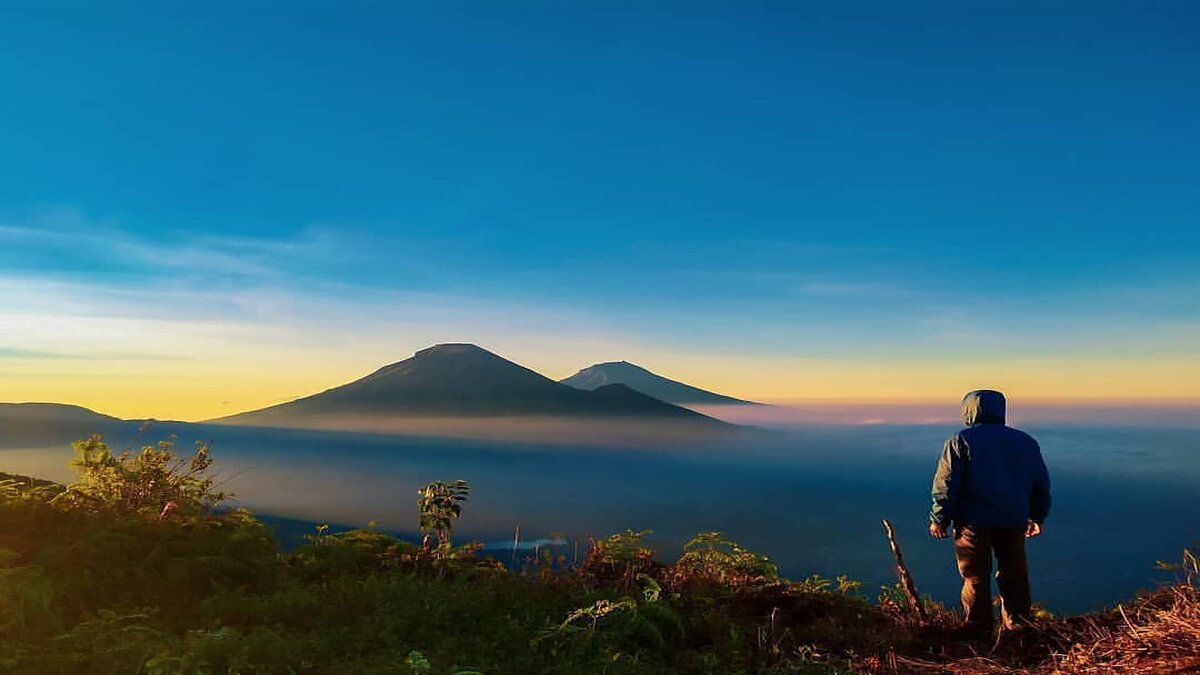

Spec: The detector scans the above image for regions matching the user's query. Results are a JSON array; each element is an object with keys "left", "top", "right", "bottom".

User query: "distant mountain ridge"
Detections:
[
  {"left": 560, "top": 361, "right": 758, "bottom": 406},
  {"left": 0, "top": 402, "right": 138, "bottom": 449},
  {"left": 0, "top": 346, "right": 743, "bottom": 447},
  {"left": 213, "top": 344, "right": 727, "bottom": 427},
  {"left": 0, "top": 402, "right": 121, "bottom": 423}
]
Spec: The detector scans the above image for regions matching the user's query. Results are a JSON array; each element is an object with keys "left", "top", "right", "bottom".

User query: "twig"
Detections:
[
  {"left": 1119, "top": 603, "right": 1145, "bottom": 643},
  {"left": 882, "top": 518, "right": 928, "bottom": 623}
]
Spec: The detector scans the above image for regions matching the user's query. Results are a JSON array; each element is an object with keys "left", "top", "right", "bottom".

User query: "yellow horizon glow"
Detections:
[
  {"left": 1, "top": 350, "right": 1196, "bottom": 421},
  {"left": 639, "top": 354, "right": 1200, "bottom": 405}
]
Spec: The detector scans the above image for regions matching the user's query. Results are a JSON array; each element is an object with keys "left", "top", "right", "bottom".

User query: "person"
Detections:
[{"left": 929, "top": 389, "right": 1052, "bottom": 633}]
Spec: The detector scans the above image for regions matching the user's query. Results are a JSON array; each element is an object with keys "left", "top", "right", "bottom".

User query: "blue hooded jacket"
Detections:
[{"left": 930, "top": 390, "right": 1052, "bottom": 529}]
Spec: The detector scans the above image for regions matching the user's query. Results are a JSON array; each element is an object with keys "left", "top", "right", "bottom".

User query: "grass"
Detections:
[{"left": 0, "top": 500, "right": 895, "bottom": 674}]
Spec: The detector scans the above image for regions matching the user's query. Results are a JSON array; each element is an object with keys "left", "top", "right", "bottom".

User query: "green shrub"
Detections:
[
  {"left": 57, "top": 434, "right": 229, "bottom": 517},
  {"left": 671, "top": 531, "right": 779, "bottom": 589},
  {"left": 578, "top": 529, "right": 660, "bottom": 591}
]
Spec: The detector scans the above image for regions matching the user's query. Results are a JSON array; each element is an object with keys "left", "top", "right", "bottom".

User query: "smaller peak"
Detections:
[{"left": 590, "top": 360, "right": 651, "bottom": 373}]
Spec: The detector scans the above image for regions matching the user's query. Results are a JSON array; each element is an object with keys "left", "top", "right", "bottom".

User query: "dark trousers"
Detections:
[{"left": 954, "top": 526, "right": 1031, "bottom": 630}]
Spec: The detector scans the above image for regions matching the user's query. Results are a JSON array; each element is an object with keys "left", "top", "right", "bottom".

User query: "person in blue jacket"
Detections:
[{"left": 929, "top": 390, "right": 1052, "bottom": 633}]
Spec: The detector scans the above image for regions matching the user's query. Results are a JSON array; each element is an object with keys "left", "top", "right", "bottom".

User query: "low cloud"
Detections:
[{"left": 694, "top": 401, "right": 1200, "bottom": 429}]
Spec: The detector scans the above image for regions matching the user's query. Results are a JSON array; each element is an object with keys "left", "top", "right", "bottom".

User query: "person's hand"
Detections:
[
  {"left": 1025, "top": 520, "right": 1043, "bottom": 538},
  {"left": 929, "top": 522, "right": 949, "bottom": 539}
]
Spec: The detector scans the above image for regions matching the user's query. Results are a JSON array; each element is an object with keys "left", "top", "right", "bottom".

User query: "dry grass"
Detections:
[
  {"left": 869, "top": 577, "right": 1200, "bottom": 674},
  {"left": 1052, "top": 582, "right": 1200, "bottom": 674}
]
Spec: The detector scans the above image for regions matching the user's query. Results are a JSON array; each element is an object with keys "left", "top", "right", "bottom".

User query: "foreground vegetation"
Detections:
[{"left": 1, "top": 438, "right": 1196, "bottom": 674}]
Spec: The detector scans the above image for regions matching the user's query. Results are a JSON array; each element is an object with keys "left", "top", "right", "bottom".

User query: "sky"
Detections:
[{"left": 1, "top": 2, "right": 1198, "bottom": 420}]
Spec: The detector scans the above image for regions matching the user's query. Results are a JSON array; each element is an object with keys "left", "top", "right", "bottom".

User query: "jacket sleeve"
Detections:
[
  {"left": 930, "top": 436, "right": 964, "bottom": 527},
  {"left": 1029, "top": 441, "right": 1052, "bottom": 524}
]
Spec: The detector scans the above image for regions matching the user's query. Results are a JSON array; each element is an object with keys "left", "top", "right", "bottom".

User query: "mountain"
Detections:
[
  {"left": 0, "top": 402, "right": 137, "bottom": 448},
  {"left": 560, "top": 361, "right": 758, "bottom": 406},
  {"left": 213, "top": 344, "right": 728, "bottom": 429}
]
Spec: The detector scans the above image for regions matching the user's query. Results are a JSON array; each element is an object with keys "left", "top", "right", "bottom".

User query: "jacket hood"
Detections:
[{"left": 962, "top": 390, "right": 1006, "bottom": 426}]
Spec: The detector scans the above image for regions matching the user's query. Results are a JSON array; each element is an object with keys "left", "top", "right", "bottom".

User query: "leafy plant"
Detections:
[
  {"left": 558, "top": 598, "right": 638, "bottom": 633},
  {"left": 671, "top": 531, "right": 779, "bottom": 588},
  {"left": 578, "top": 530, "right": 657, "bottom": 590},
  {"left": 794, "top": 574, "right": 862, "bottom": 596},
  {"left": 404, "top": 649, "right": 432, "bottom": 673},
  {"left": 416, "top": 480, "right": 470, "bottom": 553}
]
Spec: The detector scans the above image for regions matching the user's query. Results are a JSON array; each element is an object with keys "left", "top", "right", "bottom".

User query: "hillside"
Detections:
[{"left": 561, "top": 361, "right": 758, "bottom": 406}]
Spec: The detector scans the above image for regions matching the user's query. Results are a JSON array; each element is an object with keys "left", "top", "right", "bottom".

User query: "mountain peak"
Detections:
[
  {"left": 561, "top": 362, "right": 758, "bottom": 407},
  {"left": 214, "top": 344, "right": 729, "bottom": 427},
  {"left": 415, "top": 343, "right": 491, "bottom": 357}
]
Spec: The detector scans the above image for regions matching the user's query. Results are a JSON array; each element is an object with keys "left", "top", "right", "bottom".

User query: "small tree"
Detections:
[
  {"left": 60, "top": 434, "right": 228, "bottom": 516},
  {"left": 416, "top": 480, "right": 469, "bottom": 551}
]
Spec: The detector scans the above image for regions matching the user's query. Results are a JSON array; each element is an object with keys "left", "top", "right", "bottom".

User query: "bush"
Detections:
[
  {"left": 670, "top": 531, "right": 780, "bottom": 589},
  {"left": 57, "top": 435, "right": 228, "bottom": 516}
]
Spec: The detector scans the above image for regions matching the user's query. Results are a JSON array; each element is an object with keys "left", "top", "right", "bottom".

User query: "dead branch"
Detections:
[{"left": 883, "top": 518, "right": 928, "bottom": 623}]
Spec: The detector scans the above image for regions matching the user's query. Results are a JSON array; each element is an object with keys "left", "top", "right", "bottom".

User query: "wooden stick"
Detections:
[{"left": 882, "top": 518, "right": 928, "bottom": 622}]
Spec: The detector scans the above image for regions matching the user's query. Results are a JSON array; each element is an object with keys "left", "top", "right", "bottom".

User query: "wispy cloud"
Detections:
[
  {"left": 0, "top": 209, "right": 645, "bottom": 381},
  {"left": 0, "top": 346, "right": 185, "bottom": 361},
  {"left": 0, "top": 209, "right": 339, "bottom": 280},
  {"left": 796, "top": 280, "right": 926, "bottom": 300},
  {"left": 0, "top": 347, "right": 77, "bottom": 360}
]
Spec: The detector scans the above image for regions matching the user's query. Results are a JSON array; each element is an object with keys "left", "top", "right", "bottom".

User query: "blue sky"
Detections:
[{"left": 1, "top": 2, "right": 1198, "bottom": 417}]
